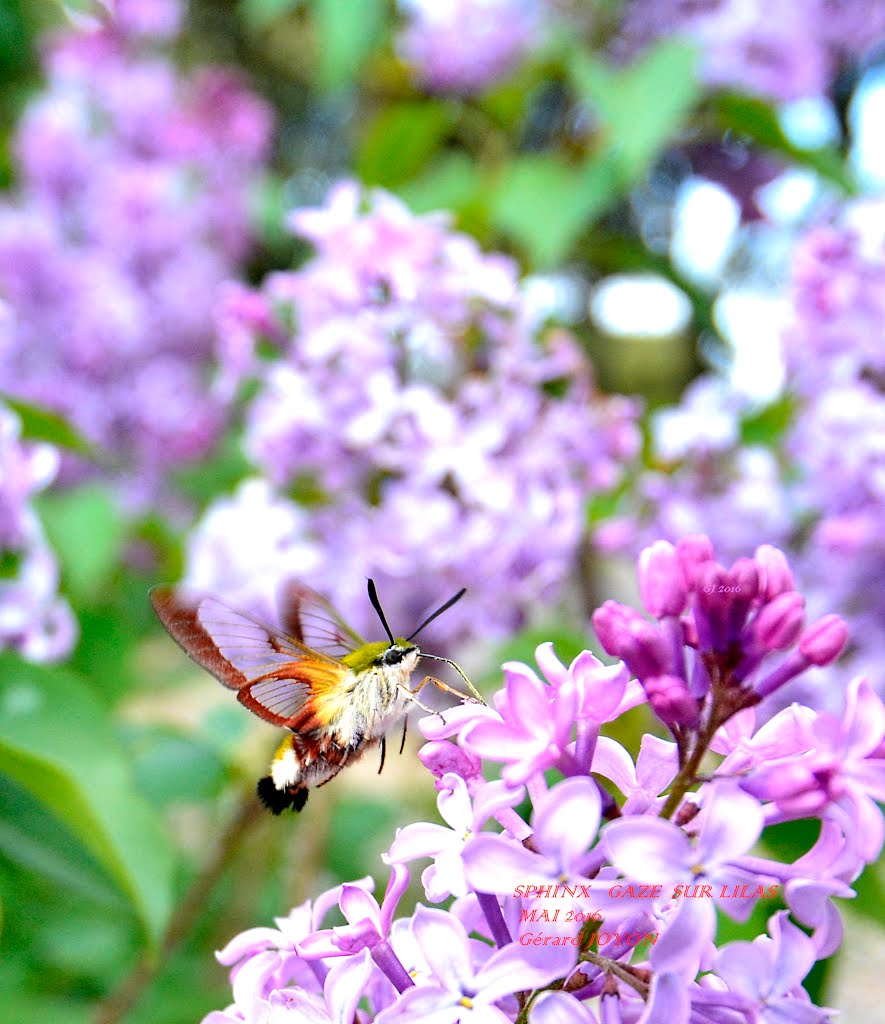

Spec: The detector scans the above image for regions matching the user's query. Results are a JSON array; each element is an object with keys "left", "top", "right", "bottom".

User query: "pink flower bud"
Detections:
[
  {"left": 638, "top": 540, "right": 687, "bottom": 618},
  {"left": 592, "top": 601, "right": 636, "bottom": 657},
  {"left": 799, "top": 615, "right": 848, "bottom": 666},
  {"left": 727, "top": 558, "right": 759, "bottom": 603},
  {"left": 676, "top": 533, "right": 715, "bottom": 588},
  {"left": 644, "top": 674, "right": 700, "bottom": 728},
  {"left": 419, "top": 741, "right": 482, "bottom": 781},
  {"left": 753, "top": 591, "right": 806, "bottom": 651},
  {"left": 755, "top": 544, "right": 794, "bottom": 600}
]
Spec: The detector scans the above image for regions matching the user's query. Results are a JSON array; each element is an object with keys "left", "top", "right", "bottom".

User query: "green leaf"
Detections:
[
  {"left": 357, "top": 101, "right": 454, "bottom": 187},
  {"left": 713, "top": 92, "right": 854, "bottom": 193},
  {"left": 0, "top": 655, "right": 176, "bottom": 945},
  {"left": 490, "top": 153, "right": 618, "bottom": 267},
  {"left": 312, "top": 0, "right": 386, "bottom": 91},
  {"left": 240, "top": 0, "right": 305, "bottom": 30},
  {"left": 36, "top": 485, "right": 126, "bottom": 603},
  {"left": 397, "top": 153, "right": 482, "bottom": 215},
  {"left": 570, "top": 40, "right": 700, "bottom": 186},
  {"left": 125, "top": 726, "right": 231, "bottom": 806},
  {"left": 1, "top": 394, "right": 97, "bottom": 459}
]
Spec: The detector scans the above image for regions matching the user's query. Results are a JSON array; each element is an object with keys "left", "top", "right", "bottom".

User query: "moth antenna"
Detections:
[
  {"left": 367, "top": 578, "right": 395, "bottom": 645},
  {"left": 419, "top": 653, "right": 485, "bottom": 704},
  {"left": 407, "top": 587, "right": 467, "bottom": 641},
  {"left": 378, "top": 735, "right": 386, "bottom": 775}
]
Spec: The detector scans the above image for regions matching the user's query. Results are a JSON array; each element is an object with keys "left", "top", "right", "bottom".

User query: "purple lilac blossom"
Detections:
[
  {"left": 0, "top": 1, "right": 272, "bottom": 508},
  {"left": 0, "top": 396, "right": 76, "bottom": 661},
  {"left": 396, "top": 0, "right": 545, "bottom": 94},
  {"left": 193, "top": 181, "right": 641, "bottom": 649},
  {"left": 204, "top": 537, "right": 877, "bottom": 1023},
  {"left": 616, "top": 0, "right": 885, "bottom": 102},
  {"left": 621, "top": 203, "right": 885, "bottom": 703}
]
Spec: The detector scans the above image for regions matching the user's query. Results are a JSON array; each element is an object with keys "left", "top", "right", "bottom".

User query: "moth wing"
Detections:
[
  {"left": 150, "top": 586, "right": 347, "bottom": 728},
  {"left": 277, "top": 579, "right": 366, "bottom": 657}
]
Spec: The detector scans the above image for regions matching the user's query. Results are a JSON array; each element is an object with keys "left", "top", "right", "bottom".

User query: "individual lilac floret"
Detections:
[
  {"left": 374, "top": 905, "right": 563, "bottom": 1023},
  {"left": 396, "top": 0, "right": 545, "bottom": 94},
  {"left": 297, "top": 865, "right": 414, "bottom": 994},
  {"left": 713, "top": 911, "right": 834, "bottom": 1023},
  {"left": 384, "top": 773, "right": 525, "bottom": 901}
]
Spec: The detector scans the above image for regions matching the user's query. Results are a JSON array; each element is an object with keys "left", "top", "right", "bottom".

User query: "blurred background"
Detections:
[{"left": 1, "top": 0, "right": 885, "bottom": 1020}]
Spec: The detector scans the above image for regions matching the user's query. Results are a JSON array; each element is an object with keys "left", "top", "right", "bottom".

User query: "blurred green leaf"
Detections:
[
  {"left": 491, "top": 153, "right": 618, "bottom": 267},
  {"left": 397, "top": 153, "right": 482, "bottom": 215},
  {"left": 36, "top": 485, "right": 126, "bottom": 603},
  {"left": 312, "top": 0, "right": 386, "bottom": 91},
  {"left": 740, "top": 394, "right": 795, "bottom": 447},
  {"left": 713, "top": 92, "right": 854, "bottom": 193},
  {"left": 570, "top": 40, "right": 700, "bottom": 186},
  {"left": 0, "top": 655, "right": 176, "bottom": 945},
  {"left": 2, "top": 394, "right": 97, "bottom": 459},
  {"left": 125, "top": 726, "right": 231, "bottom": 806},
  {"left": 357, "top": 101, "right": 454, "bottom": 187},
  {"left": 172, "top": 434, "right": 252, "bottom": 506},
  {"left": 240, "top": 0, "right": 305, "bottom": 30},
  {"left": 0, "top": 778, "right": 125, "bottom": 911}
]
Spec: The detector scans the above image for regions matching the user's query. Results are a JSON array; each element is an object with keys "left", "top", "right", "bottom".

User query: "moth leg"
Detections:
[
  {"left": 378, "top": 734, "right": 386, "bottom": 774},
  {"left": 407, "top": 673, "right": 484, "bottom": 705},
  {"left": 399, "top": 716, "right": 408, "bottom": 755},
  {"left": 398, "top": 677, "right": 445, "bottom": 718}
]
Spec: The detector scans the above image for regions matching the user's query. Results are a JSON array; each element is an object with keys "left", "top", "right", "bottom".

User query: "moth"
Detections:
[{"left": 150, "top": 579, "right": 480, "bottom": 813}]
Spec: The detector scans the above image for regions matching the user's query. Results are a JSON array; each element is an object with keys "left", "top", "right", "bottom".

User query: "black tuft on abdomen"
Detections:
[{"left": 256, "top": 776, "right": 309, "bottom": 814}]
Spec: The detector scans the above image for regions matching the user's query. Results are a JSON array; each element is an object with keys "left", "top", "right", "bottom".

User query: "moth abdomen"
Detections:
[{"left": 257, "top": 775, "right": 309, "bottom": 814}]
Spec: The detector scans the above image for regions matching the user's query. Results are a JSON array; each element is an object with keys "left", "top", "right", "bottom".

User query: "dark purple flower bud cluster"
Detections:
[
  {"left": 594, "top": 536, "right": 846, "bottom": 733},
  {"left": 204, "top": 538, "right": 882, "bottom": 1024}
]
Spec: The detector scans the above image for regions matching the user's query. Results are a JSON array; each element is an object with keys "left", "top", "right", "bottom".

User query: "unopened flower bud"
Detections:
[
  {"left": 419, "top": 741, "right": 482, "bottom": 781},
  {"left": 592, "top": 601, "right": 637, "bottom": 658},
  {"left": 753, "top": 591, "right": 806, "bottom": 651},
  {"left": 644, "top": 674, "right": 700, "bottom": 728},
  {"left": 638, "top": 540, "right": 686, "bottom": 618},
  {"left": 755, "top": 544, "right": 794, "bottom": 600},
  {"left": 799, "top": 615, "right": 848, "bottom": 666},
  {"left": 676, "top": 533, "right": 715, "bottom": 588}
]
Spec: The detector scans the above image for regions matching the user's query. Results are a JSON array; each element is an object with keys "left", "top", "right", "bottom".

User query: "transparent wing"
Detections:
[
  {"left": 277, "top": 580, "right": 366, "bottom": 657},
  {"left": 150, "top": 585, "right": 349, "bottom": 729}
]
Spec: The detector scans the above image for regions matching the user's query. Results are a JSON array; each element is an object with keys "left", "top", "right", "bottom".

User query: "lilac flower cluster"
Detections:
[
  {"left": 617, "top": 0, "right": 885, "bottom": 101},
  {"left": 196, "top": 181, "right": 640, "bottom": 645},
  {"left": 0, "top": 389, "right": 75, "bottom": 662},
  {"left": 205, "top": 536, "right": 880, "bottom": 1023},
  {"left": 627, "top": 203, "right": 885, "bottom": 701},
  {"left": 395, "top": 0, "right": 546, "bottom": 94},
  {"left": 597, "top": 376, "right": 795, "bottom": 563},
  {"left": 0, "top": 0, "right": 272, "bottom": 507},
  {"left": 779, "top": 201, "right": 885, "bottom": 690}
]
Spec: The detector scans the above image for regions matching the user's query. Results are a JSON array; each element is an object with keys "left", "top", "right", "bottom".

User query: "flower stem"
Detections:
[{"left": 475, "top": 890, "right": 512, "bottom": 947}]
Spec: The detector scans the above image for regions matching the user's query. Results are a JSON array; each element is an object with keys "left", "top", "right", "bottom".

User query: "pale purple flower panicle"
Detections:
[
  {"left": 617, "top": 0, "right": 885, "bottom": 101},
  {"left": 396, "top": 0, "right": 545, "bottom": 95},
  {"left": 0, "top": 398, "right": 76, "bottom": 661},
  {"left": 198, "top": 181, "right": 640, "bottom": 647},
  {"left": 205, "top": 537, "right": 873, "bottom": 1023},
  {"left": 0, "top": 0, "right": 272, "bottom": 507}
]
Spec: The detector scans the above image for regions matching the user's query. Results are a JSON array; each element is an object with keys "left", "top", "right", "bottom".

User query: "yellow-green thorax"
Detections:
[{"left": 342, "top": 638, "right": 416, "bottom": 675}]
